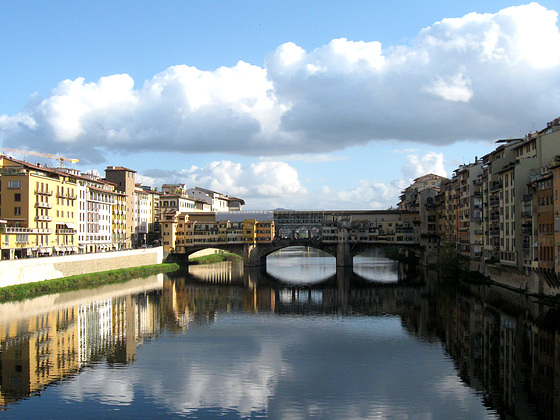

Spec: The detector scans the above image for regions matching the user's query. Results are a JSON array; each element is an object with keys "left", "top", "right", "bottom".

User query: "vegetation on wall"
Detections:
[
  {"left": 189, "top": 252, "right": 242, "bottom": 265},
  {"left": 0, "top": 263, "right": 180, "bottom": 302}
]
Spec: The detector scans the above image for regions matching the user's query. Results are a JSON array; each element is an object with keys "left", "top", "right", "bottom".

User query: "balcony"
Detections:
[
  {"left": 35, "top": 189, "right": 53, "bottom": 196},
  {"left": 396, "top": 228, "right": 414, "bottom": 234},
  {"left": 521, "top": 210, "right": 533, "bottom": 218},
  {"left": 35, "top": 202, "right": 52, "bottom": 209},
  {"left": 56, "top": 193, "right": 77, "bottom": 200},
  {"left": 35, "top": 215, "right": 52, "bottom": 222},
  {"left": 1, "top": 227, "right": 51, "bottom": 234},
  {"left": 56, "top": 229, "right": 75, "bottom": 235},
  {"left": 490, "top": 181, "right": 503, "bottom": 192},
  {"left": 523, "top": 194, "right": 533, "bottom": 202},
  {"left": 490, "top": 199, "right": 500, "bottom": 207}
]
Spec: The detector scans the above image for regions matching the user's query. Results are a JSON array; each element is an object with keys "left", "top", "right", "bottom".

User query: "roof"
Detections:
[
  {"left": 105, "top": 166, "right": 137, "bottom": 173},
  {"left": 0, "top": 155, "right": 75, "bottom": 178},
  {"left": 227, "top": 196, "right": 245, "bottom": 204},
  {"left": 88, "top": 185, "right": 119, "bottom": 194}
]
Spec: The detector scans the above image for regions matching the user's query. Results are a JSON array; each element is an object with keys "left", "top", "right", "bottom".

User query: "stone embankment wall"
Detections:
[
  {"left": 0, "top": 275, "right": 164, "bottom": 322},
  {"left": 470, "top": 260, "right": 560, "bottom": 296},
  {"left": 0, "top": 247, "right": 164, "bottom": 288}
]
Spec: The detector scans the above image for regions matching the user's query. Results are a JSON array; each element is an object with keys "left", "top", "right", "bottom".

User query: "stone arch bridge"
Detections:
[
  {"left": 165, "top": 210, "right": 423, "bottom": 267},
  {"left": 167, "top": 238, "right": 420, "bottom": 267}
]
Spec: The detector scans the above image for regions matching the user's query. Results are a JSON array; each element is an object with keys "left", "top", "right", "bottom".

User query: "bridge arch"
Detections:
[{"left": 256, "top": 241, "right": 337, "bottom": 260}]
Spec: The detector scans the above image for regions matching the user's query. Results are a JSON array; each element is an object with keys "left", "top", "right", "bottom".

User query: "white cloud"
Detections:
[
  {"left": 143, "top": 160, "right": 307, "bottom": 201},
  {"left": 1, "top": 3, "right": 559, "bottom": 162},
  {"left": 141, "top": 159, "right": 413, "bottom": 210},
  {"left": 424, "top": 72, "right": 473, "bottom": 102},
  {"left": 402, "top": 152, "right": 447, "bottom": 179},
  {"left": 334, "top": 179, "right": 407, "bottom": 210}
]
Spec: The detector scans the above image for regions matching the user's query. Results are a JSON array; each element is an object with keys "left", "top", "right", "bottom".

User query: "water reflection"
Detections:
[
  {"left": 353, "top": 249, "right": 399, "bottom": 283},
  {"left": 266, "top": 246, "right": 336, "bottom": 284},
  {"left": 1, "top": 257, "right": 559, "bottom": 418},
  {"left": 0, "top": 275, "right": 164, "bottom": 410},
  {"left": 266, "top": 246, "right": 400, "bottom": 285}
]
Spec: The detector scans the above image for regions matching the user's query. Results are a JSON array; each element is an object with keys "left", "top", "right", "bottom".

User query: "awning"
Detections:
[{"left": 65, "top": 223, "right": 76, "bottom": 229}]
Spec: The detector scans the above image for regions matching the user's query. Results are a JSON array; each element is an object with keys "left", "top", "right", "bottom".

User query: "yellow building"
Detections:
[
  {"left": 0, "top": 156, "right": 78, "bottom": 259},
  {"left": 112, "top": 189, "right": 128, "bottom": 250},
  {"left": 243, "top": 219, "right": 257, "bottom": 243},
  {"left": 256, "top": 220, "right": 275, "bottom": 243},
  {"left": 0, "top": 307, "right": 80, "bottom": 408},
  {"left": 161, "top": 212, "right": 275, "bottom": 255}
]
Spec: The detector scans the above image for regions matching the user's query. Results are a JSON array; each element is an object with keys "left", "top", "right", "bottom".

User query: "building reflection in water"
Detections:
[
  {"left": 1, "top": 261, "right": 560, "bottom": 418},
  {"left": 0, "top": 275, "right": 164, "bottom": 409}
]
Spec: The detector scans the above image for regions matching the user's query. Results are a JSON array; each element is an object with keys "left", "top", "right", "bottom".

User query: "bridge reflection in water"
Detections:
[{"left": 1, "top": 257, "right": 559, "bottom": 419}]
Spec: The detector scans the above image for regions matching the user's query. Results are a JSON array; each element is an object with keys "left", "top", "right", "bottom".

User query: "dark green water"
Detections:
[{"left": 0, "top": 248, "right": 552, "bottom": 418}]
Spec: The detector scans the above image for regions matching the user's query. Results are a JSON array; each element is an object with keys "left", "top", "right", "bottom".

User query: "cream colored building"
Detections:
[
  {"left": 70, "top": 170, "right": 119, "bottom": 253},
  {"left": 186, "top": 187, "right": 244, "bottom": 212}
]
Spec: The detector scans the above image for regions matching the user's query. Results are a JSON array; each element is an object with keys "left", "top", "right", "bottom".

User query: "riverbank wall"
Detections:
[
  {"left": 0, "top": 274, "right": 164, "bottom": 322},
  {"left": 469, "top": 259, "right": 560, "bottom": 296},
  {"left": 0, "top": 247, "right": 164, "bottom": 288}
]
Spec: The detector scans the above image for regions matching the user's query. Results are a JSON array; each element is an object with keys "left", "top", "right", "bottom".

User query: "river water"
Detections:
[{"left": 0, "top": 247, "right": 554, "bottom": 419}]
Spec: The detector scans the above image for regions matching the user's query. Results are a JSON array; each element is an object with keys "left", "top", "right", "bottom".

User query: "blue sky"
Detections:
[{"left": 1, "top": 1, "right": 560, "bottom": 209}]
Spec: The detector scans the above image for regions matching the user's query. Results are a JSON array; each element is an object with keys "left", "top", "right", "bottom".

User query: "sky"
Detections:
[{"left": 1, "top": 1, "right": 560, "bottom": 210}]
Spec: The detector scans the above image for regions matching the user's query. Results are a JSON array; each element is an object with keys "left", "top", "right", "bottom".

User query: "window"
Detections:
[
  {"left": 14, "top": 193, "right": 21, "bottom": 202},
  {"left": 8, "top": 180, "right": 21, "bottom": 189},
  {"left": 14, "top": 207, "right": 21, "bottom": 215}
]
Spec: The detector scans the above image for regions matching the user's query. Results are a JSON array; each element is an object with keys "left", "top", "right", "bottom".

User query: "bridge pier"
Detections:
[
  {"left": 336, "top": 227, "right": 353, "bottom": 267},
  {"left": 244, "top": 244, "right": 266, "bottom": 267},
  {"left": 336, "top": 266, "right": 351, "bottom": 313},
  {"left": 336, "top": 241, "right": 353, "bottom": 267}
]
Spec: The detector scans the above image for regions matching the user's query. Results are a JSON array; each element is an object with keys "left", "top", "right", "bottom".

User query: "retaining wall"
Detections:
[
  {"left": 0, "top": 247, "right": 163, "bottom": 288},
  {"left": 470, "top": 259, "right": 560, "bottom": 295}
]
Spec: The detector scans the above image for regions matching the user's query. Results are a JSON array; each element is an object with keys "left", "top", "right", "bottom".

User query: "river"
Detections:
[{"left": 0, "top": 247, "right": 553, "bottom": 418}]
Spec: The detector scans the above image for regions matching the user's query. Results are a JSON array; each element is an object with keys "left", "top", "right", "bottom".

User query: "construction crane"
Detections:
[{"left": 0, "top": 148, "right": 79, "bottom": 167}]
